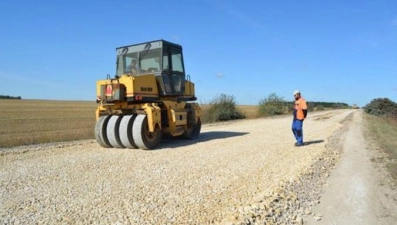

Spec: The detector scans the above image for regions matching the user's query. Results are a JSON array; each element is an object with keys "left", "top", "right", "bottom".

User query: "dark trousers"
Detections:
[{"left": 292, "top": 119, "right": 304, "bottom": 144}]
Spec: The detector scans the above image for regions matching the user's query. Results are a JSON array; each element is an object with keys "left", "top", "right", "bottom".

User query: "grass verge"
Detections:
[{"left": 364, "top": 114, "right": 397, "bottom": 181}]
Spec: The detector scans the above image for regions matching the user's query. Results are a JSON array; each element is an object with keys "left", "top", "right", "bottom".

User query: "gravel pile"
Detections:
[{"left": 0, "top": 110, "right": 353, "bottom": 224}]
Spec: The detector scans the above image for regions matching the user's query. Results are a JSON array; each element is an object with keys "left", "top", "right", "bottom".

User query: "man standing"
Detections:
[{"left": 292, "top": 90, "right": 308, "bottom": 146}]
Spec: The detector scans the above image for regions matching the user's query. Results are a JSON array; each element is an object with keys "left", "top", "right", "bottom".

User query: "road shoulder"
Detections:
[{"left": 306, "top": 110, "right": 397, "bottom": 224}]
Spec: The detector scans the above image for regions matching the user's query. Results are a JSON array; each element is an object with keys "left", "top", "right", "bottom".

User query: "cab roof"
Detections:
[{"left": 116, "top": 39, "right": 182, "bottom": 51}]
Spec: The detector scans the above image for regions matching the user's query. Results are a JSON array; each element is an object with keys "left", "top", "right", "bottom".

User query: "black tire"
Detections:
[
  {"left": 133, "top": 114, "right": 162, "bottom": 150},
  {"left": 106, "top": 115, "right": 125, "bottom": 148},
  {"left": 183, "top": 118, "right": 201, "bottom": 139},
  {"left": 119, "top": 115, "right": 139, "bottom": 149},
  {"left": 95, "top": 115, "right": 112, "bottom": 148}
]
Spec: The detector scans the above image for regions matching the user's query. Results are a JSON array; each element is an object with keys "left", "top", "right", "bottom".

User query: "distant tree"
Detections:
[
  {"left": 201, "top": 94, "right": 245, "bottom": 123},
  {"left": 306, "top": 101, "right": 348, "bottom": 109},
  {"left": 364, "top": 98, "right": 397, "bottom": 119},
  {"left": 0, "top": 95, "right": 22, "bottom": 99},
  {"left": 258, "top": 93, "right": 288, "bottom": 116}
]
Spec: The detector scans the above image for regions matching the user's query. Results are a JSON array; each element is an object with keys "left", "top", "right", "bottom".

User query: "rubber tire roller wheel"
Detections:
[
  {"left": 95, "top": 115, "right": 112, "bottom": 148},
  {"left": 106, "top": 115, "right": 125, "bottom": 148},
  {"left": 183, "top": 118, "right": 201, "bottom": 139},
  {"left": 133, "top": 114, "right": 162, "bottom": 150},
  {"left": 119, "top": 115, "right": 139, "bottom": 149}
]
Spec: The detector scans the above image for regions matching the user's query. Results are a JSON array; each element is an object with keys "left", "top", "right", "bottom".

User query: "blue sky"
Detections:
[{"left": 0, "top": 0, "right": 396, "bottom": 107}]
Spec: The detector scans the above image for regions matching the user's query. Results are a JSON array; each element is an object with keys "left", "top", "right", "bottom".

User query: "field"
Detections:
[
  {"left": 236, "top": 105, "right": 259, "bottom": 119},
  {"left": 0, "top": 99, "right": 96, "bottom": 148},
  {"left": 0, "top": 100, "right": 259, "bottom": 148}
]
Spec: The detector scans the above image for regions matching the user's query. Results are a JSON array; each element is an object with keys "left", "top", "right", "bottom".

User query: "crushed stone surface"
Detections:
[{"left": 0, "top": 110, "right": 354, "bottom": 224}]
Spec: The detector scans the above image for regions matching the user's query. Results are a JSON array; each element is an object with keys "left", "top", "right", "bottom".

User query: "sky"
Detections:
[{"left": 0, "top": 0, "right": 396, "bottom": 107}]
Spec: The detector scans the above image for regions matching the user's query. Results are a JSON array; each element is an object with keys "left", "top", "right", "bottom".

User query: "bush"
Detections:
[
  {"left": 309, "top": 101, "right": 348, "bottom": 109},
  {"left": 332, "top": 103, "right": 349, "bottom": 109},
  {"left": 364, "top": 98, "right": 397, "bottom": 119},
  {"left": 307, "top": 102, "right": 314, "bottom": 111},
  {"left": 258, "top": 93, "right": 288, "bottom": 116},
  {"left": 201, "top": 94, "right": 245, "bottom": 123},
  {"left": 316, "top": 105, "right": 325, "bottom": 111}
]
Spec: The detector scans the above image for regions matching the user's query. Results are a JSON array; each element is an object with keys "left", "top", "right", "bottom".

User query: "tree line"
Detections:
[
  {"left": 200, "top": 93, "right": 351, "bottom": 123},
  {"left": 0, "top": 95, "right": 22, "bottom": 99}
]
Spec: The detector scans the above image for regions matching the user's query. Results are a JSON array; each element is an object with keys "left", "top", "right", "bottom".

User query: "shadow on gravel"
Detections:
[
  {"left": 305, "top": 140, "right": 324, "bottom": 145},
  {"left": 199, "top": 131, "right": 249, "bottom": 141},
  {"left": 157, "top": 131, "right": 249, "bottom": 149}
]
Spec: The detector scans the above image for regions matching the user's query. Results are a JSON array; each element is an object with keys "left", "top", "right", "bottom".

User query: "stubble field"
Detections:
[{"left": 0, "top": 100, "right": 96, "bottom": 148}]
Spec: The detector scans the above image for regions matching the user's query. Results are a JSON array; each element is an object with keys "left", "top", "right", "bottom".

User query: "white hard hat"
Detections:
[{"left": 293, "top": 90, "right": 300, "bottom": 96}]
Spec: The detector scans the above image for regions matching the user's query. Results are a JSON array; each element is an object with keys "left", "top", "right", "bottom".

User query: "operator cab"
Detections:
[{"left": 116, "top": 40, "right": 186, "bottom": 96}]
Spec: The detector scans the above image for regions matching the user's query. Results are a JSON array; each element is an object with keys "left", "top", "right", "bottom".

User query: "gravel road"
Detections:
[{"left": 1, "top": 110, "right": 354, "bottom": 224}]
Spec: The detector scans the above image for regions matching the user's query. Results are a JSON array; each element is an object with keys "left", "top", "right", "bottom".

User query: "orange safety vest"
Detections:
[{"left": 294, "top": 97, "right": 307, "bottom": 120}]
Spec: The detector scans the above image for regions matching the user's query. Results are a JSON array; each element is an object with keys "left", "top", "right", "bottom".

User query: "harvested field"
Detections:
[
  {"left": 0, "top": 100, "right": 96, "bottom": 147},
  {"left": 236, "top": 105, "right": 258, "bottom": 119},
  {"left": 0, "top": 109, "right": 353, "bottom": 224}
]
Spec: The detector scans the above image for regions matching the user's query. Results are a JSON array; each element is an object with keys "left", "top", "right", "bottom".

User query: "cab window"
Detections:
[{"left": 170, "top": 48, "right": 184, "bottom": 73}]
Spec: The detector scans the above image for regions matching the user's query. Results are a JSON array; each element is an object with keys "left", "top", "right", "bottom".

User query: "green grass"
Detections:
[
  {"left": 0, "top": 99, "right": 96, "bottom": 148},
  {"left": 365, "top": 114, "right": 397, "bottom": 181}
]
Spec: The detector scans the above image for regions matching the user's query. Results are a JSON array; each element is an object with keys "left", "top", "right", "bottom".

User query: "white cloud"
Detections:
[
  {"left": 171, "top": 35, "right": 180, "bottom": 41},
  {"left": 216, "top": 73, "right": 225, "bottom": 78}
]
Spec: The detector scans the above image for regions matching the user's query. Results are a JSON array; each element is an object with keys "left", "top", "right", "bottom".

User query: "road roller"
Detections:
[{"left": 95, "top": 40, "right": 201, "bottom": 150}]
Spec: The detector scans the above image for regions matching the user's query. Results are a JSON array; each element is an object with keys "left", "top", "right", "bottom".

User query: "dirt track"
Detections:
[
  {"left": 306, "top": 111, "right": 397, "bottom": 225},
  {"left": 1, "top": 109, "right": 392, "bottom": 224}
]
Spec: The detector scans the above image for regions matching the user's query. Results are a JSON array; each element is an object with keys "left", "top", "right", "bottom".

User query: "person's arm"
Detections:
[
  {"left": 302, "top": 100, "right": 308, "bottom": 118},
  {"left": 303, "top": 108, "right": 308, "bottom": 118}
]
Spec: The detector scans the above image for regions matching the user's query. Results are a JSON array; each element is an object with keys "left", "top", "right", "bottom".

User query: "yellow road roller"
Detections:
[{"left": 95, "top": 40, "right": 201, "bottom": 150}]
